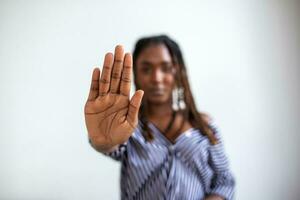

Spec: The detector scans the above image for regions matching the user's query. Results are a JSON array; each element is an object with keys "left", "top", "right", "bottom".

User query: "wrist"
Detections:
[{"left": 89, "top": 139, "right": 118, "bottom": 153}]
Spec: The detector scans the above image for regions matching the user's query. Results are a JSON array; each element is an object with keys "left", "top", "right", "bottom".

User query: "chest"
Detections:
[{"left": 150, "top": 113, "right": 193, "bottom": 144}]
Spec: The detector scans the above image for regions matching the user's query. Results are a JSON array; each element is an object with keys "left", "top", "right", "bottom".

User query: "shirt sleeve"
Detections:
[
  {"left": 88, "top": 138, "right": 127, "bottom": 162},
  {"left": 207, "top": 122, "right": 236, "bottom": 200}
]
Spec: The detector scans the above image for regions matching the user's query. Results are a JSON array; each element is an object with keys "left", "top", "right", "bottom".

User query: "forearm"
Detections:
[
  {"left": 204, "top": 194, "right": 224, "bottom": 200},
  {"left": 96, "top": 144, "right": 119, "bottom": 153},
  {"left": 88, "top": 138, "right": 119, "bottom": 153}
]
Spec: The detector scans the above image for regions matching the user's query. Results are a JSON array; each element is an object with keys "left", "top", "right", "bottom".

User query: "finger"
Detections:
[
  {"left": 110, "top": 45, "right": 124, "bottom": 94},
  {"left": 87, "top": 68, "right": 100, "bottom": 101},
  {"left": 127, "top": 90, "right": 144, "bottom": 128},
  {"left": 99, "top": 53, "right": 113, "bottom": 96},
  {"left": 120, "top": 53, "right": 132, "bottom": 96}
]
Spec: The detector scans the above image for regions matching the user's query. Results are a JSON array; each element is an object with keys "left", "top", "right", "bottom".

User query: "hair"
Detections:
[{"left": 132, "top": 35, "right": 218, "bottom": 145}]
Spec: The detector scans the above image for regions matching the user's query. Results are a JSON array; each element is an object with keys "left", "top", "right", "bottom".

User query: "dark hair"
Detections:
[{"left": 132, "top": 35, "right": 218, "bottom": 145}]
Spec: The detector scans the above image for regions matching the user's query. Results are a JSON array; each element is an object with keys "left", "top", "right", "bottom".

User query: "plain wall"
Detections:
[{"left": 1, "top": 0, "right": 299, "bottom": 199}]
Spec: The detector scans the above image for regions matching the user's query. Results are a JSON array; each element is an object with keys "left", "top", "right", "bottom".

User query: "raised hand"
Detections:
[{"left": 84, "top": 45, "right": 144, "bottom": 152}]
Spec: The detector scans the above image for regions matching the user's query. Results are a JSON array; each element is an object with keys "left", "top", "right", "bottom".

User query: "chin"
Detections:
[{"left": 147, "top": 95, "right": 170, "bottom": 105}]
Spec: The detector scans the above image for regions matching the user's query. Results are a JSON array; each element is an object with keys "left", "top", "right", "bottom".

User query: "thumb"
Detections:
[{"left": 127, "top": 90, "right": 144, "bottom": 128}]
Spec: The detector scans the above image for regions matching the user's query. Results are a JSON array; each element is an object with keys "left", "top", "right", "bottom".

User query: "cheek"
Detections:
[
  {"left": 165, "top": 75, "right": 176, "bottom": 89},
  {"left": 135, "top": 74, "right": 149, "bottom": 89}
]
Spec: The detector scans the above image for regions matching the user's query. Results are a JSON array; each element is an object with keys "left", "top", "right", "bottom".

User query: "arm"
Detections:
[
  {"left": 88, "top": 138, "right": 127, "bottom": 161},
  {"left": 206, "top": 123, "right": 235, "bottom": 200},
  {"left": 205, "top": 194, "right": 224, "bottom": 200}
]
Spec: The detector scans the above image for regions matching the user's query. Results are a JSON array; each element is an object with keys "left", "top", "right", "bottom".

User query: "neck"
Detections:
[{"left": 145, "top": 102, "right": 173, "bottom": 118}]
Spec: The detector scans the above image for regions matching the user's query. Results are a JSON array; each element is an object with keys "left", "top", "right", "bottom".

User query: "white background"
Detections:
[{"left": 1, "top": 0, "right": 299, "bottom": 199}]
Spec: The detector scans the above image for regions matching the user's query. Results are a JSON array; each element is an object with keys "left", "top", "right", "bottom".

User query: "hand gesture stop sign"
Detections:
[{"left": 84, "top": 45, "right": 144, "bottom": 152}]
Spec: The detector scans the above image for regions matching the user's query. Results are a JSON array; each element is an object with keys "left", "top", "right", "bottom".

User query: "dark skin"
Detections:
[
  {"left": 134, "top": 44, "right": 192, "bottom": 143},
  {"left": 84, "top": 44, "right": 223, "bottom": 200},
  {"left": 84, "top": 45, "right": 144, "bottom": 152},
  {"left": 135, "top": 44, "right": 223, "bottom": 200}
]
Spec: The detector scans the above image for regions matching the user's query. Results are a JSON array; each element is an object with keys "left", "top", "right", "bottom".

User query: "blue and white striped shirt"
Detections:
[{"left": 102, "top": 121, "right": 235, "bottom": 200}]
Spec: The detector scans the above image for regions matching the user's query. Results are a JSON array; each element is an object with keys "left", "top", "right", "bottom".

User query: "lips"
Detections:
[{"left": 149, "top": 88, "right": 165, "bottom": 96}]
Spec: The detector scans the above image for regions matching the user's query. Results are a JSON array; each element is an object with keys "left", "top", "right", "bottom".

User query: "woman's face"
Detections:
[{"left": 135, "top": 44, "right": 176, "bottom": 105}]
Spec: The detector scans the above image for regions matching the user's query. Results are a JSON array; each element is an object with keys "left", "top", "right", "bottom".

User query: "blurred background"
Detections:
[{"left": 1, "top": 0, "right": 299, "bottom": 199}]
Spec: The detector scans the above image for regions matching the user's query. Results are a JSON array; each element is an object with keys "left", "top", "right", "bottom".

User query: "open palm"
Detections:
[{"left": 84, "top": 45, "right": 143, "bottom": 152}]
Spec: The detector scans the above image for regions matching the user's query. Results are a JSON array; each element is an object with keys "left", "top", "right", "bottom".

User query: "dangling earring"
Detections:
[
  {"left": 172, "top": 87, "right": 186, "bottom": 111},
  {"left": 178, "top": 87, "right": 186, "bottom": 110},
  {"left": 172, "top": 87, "right": 179, "bottom": 111}
]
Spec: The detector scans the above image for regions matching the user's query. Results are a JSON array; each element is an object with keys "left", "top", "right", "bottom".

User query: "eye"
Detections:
[
  {"left": 161, "top": 64, "right": 174, "bottom": 73},
  {"left": 141, "top": 66, "right": 152, "bottom": 74}
]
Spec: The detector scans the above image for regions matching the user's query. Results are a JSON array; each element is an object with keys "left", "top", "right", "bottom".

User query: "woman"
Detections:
[{"left": 84, "top": 35, "right": 235, "bottom": 200}]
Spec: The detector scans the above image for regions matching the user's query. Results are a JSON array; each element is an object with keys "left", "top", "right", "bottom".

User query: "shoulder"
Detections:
[
  {"left": 200, "top": 112, "right": 213, "bottom": 125},
  {"left": 199, "top": 112, "right": 218, "bottom": 134},
  {"left": 199, "top": 113, "right": 223, "bottom": 142}
]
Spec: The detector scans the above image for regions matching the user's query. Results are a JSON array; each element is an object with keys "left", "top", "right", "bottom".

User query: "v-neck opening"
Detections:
[{"left": 148, "top": 122, "right": 194, "bottom": 146}]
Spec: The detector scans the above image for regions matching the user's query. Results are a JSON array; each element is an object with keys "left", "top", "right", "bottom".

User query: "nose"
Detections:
[{"left": 150, "top": 69, "right": 163, "bottom": 83}]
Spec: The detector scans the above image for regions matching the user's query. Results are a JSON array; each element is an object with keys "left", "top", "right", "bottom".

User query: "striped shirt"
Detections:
[{"left": 101, "top": 121, "right": 235, "bottom": 200}]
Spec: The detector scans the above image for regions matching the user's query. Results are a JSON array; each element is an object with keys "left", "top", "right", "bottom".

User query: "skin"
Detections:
[
  {"left": 84, "top": 45, "right": 144, "bottom": 152},
  {"left": 135, "top": 44, "right": 193, "bottom": 142},
  {"left": 84, "top": 44, "right": 223, "bottom": 200},
  {"left": 135, "top": 44, "right": 175, "bottom": 106},
  {"left": 135, "top": 45, "right": 223, "bottom": 200}
]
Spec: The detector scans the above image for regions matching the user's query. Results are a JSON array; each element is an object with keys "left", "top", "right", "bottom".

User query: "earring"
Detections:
[
  {"left": 172, "top": 87, "right": 186, "bottom": 111},
  {"left": 172, "top": 88, "right": 179, "bottom": 111},
  {"left": 178, "top": 87, "right": 186, "bottom": 110}
]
